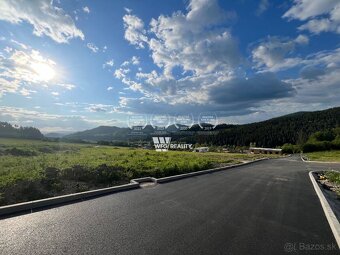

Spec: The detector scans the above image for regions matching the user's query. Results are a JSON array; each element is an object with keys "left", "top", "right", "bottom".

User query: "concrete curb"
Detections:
[
  {"left": 0, "top": 183, "right": 139, "bottom": 217},
  {"left": 301, "top": 154, "right": 340, "bottom": 164},
  {"left": 309, "top": 171, "right": 340, "bottom": 248},
  {"left": 0, "top": 158, "right": 268, "bottom": 217}
]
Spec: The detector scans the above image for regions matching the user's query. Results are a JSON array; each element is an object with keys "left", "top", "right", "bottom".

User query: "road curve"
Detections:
[{"left": 0, "top": 156, "right": 339, "bottom": 254}]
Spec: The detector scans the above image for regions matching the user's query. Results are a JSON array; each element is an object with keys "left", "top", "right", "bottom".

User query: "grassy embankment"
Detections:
[
  {"left": 0, "top": 138, "right": 272, "bottom": 205},
  {"left": 320, "top": 171, "right": 340, "bottom": 197},
  {"left": 305, "top": 150, "right": 340, "bottom": 162}
]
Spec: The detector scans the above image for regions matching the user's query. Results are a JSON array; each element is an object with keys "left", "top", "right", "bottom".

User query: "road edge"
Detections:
[
  {"left": 309, "top": 171, "right": 340, "bottom": 248},
  {"left": 0, "top": 158, "right": 268, "bottom": 217}
]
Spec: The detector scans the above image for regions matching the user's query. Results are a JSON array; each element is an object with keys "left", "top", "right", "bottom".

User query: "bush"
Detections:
[
  {"left": 92, "top": 164, "right": 124, "bottom": 184},
  {"left": 0, "top": 179, "right": 48, "bottom": 205},
  {"left": 331, "top": 139, "right": 340, "bottom": 150},
  {"left": 61, "top": 165, "right": 92, "bottom": 182},
  {"left": 5, "top": 147, "right": 37, "bottom": 156},
  {"left": 44, "top": 167, "right": 60, "bottom": 180},
  {"left": 282, "top": 143, "right": 301, "bottom": 154},
  {"left": 302, "top": 141, "right": 332, "bottom": 152}
]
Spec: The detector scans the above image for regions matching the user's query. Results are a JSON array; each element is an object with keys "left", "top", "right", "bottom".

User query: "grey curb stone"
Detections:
[{"left": 309, "top": 171, "right": 340, "bottom": 248}]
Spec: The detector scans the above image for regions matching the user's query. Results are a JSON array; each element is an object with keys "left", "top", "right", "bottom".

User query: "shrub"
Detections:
[
  {"left": 61, "top": 165, "right": 92, "bottom": 182},
  {"left": 5, "top": 147, "right": 37, "bottom": 156},
  {"left": 44, "top": 167, "right": 60, "bottom": 180},
  {"left": 282, "top": 143, "right": 301, "bottom": 154},
  {"left": 92, "top": 164, "right": 124, "bottom": 184},
  {"left": 302, "top": 141, "right": 332, "bottom": 152},
  {"left": 0, "top": 179, "right": 48, "bottom": 205},
  {"left": 38, "top": 147, "right": 54, "bottom": 153},
  {"left": 331, "top": 139, "right": 340, "bottom": 150}
]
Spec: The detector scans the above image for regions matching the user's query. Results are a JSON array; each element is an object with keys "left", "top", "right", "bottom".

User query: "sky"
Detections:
[{"left": 0, "top": 0, "right": 339, "bottom": 133}]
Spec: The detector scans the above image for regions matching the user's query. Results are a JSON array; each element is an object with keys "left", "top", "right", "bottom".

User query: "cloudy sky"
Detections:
[{"left": 0, "top": 0, "right": 339, "bottom": 133}]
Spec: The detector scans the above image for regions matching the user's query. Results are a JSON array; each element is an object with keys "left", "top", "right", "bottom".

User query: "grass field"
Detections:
[
  {"left": 305, "top": 150, "right": 340, "bottom": 162},
  {"left": 324, "top": 171, "right": 340, "bottom": 185},
  {"left": 0, "top": 138, "right": 271, "bottom": 205}
]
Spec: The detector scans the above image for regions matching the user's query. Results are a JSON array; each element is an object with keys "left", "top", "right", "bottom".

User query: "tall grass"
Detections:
[{"left": 0, "top": 138, "right": 268, "bottom": 205}]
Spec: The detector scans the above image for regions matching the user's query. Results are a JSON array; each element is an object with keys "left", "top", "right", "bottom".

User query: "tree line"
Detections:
[
  {"left": 0, "top": 122, "right": 44, "bottom": 140},
  {"left": 182, "top": 107, "right": 340, "bottom": 148}
]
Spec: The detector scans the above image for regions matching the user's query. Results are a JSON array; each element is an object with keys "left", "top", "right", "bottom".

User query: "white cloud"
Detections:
[
  {"left": 10, "top": 39, "right": 28, "bottom": 49},
  {"left": 124, "top": 7, "right": 132, "bottom": 14},
  {"left": 51, "top": 91, "right": 59, "bottom": 96},
  {"left": 295, "top": 34, "right": 309, "bottom": 44},
  {"left": 298, "top": 18, "right": 340, "bottom": 34},
  {"left": 119, "top": 0, "right": 293, "bottom": 115},
  {"left": 283, "top": 0, "right": 340, "bottom": 34},
  {"left": 86, "top": 42, "right": 99, "bottom": 53},
  {"left": 0, "top": 0, "right": 84, "bottom": 43},
  {"left": 131, "top": 56, "right": 140, "bottom": 65},
  {"left": 82, "top": 6, "right": 90, "bottom": 14},
  {"left": 283, "top": 0, "right": 338, "bottom": 20},
  {"left": 57, "top": 83, "right": 76, "bottom": 90},
  {"left": 116, "top": 0, "right": 338, "bottom": 118},
  {"left": 123, "top": 14, "right": 148, "bottom": 49},
  {"left": 0, "top": 77, "right": 19, "bottom": 97},
  {"left": 107, "top": 86, "right": 113, "bottom": 91},
  {"left": 114, "top": 68, "right": 130, "bottom": 79},
  {"left": 4, "top": 46, "right": 12, "bottom": 53},
  {"left": 0, "top": 106, "right": 124, "bottom": 132},
  {"left": 256, "top": 0, "right": 269, "bottom": 16},
  {"left": 86, "top": 103, "right": 114, "bottom": 112},
  {"left": 147, "top": 0, "right": 239, "bottom": 78},
  {"left": 120, "top": 0, "right": 240, "bottom": 89},
  {"left": 251, "top": 35, "right": 309, "bottom": 72},
  {"left": 120, "top": 56, "right": 140, "bottom": 67},
  {"left": 103, "top": 59, "right": 114, "bottom": 69},
  {"left": 20, "top": 88, "right": 36, "bottom": 96}
]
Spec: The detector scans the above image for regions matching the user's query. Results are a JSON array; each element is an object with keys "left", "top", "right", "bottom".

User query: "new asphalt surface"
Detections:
[{"left": 1, "top": 156, "right": 339, "bottom": 254}]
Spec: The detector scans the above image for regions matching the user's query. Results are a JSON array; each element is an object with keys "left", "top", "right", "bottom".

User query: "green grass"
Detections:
[
  {"left": 305, "top": 150, "right": 340, "bottom": 162},
  {"left": 0, "top": 137, "right": 272, "bottom": 205},
  {"left": 324, "top": 171, "right": 340, "bottom": 185}
]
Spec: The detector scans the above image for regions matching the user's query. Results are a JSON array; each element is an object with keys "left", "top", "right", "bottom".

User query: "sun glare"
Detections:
[{"left": 31, "top": 62, "right": 56, "bottom": 82}]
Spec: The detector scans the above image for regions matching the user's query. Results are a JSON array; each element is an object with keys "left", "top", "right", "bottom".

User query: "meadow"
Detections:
[
  {"left": 305, "top": 150, "right": 340, "bottom": 162},
  {"left": 0, "top": 138, "right": 269, "bottom": 205}
]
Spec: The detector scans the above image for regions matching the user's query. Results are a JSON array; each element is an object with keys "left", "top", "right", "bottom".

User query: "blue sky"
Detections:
[{"left": 0, "top": 0, "right": 339, "bottom": 133}]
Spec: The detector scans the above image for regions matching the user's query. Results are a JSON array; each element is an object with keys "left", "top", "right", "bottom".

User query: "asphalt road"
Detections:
[{"left": 1, "top": 156, "right": 339, "bottom": 255}]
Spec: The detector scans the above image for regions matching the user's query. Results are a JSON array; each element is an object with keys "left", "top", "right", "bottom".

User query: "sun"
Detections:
[{"left": 31, "top": 62, "right": 56, "bottom": 82}]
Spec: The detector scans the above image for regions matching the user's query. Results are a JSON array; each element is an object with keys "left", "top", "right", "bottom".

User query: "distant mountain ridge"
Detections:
[
  {"left": 0, "top": 107, "right": 339, "bottom": 147},
  {"left": 63, "top": 107, "right": 340, "bottom": 147},
  {"left": 63, "top": 126, "right": 131, "bottom": 142}
]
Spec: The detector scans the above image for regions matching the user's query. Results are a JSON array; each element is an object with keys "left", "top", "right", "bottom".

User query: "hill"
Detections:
[
  {"left": 63, "top": 126, "right": 131, "bottom": 142},
  {"left": 196, "top": 107, "right": 340, "bottom": 147},
  {"left": 2, "top": 107, "right": 338, "bottom": 147},
  {"left": 63, "top": 107, "right": 340, "bottom": 147}
]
